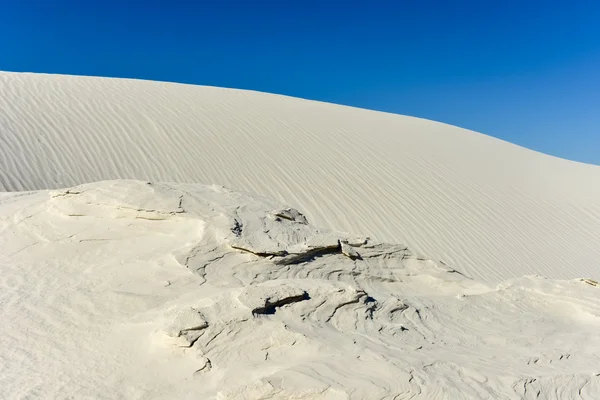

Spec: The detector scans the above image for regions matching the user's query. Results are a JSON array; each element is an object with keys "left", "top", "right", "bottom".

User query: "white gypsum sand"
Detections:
[
  {"left": 0, "top": 72, "right": 599, "bottom": 282},
  {"left": 1, "top": 72, "right": 600, "bottom": 398},
  {"left": 1, "top": 180, "right": 599, "bottom": 399}
]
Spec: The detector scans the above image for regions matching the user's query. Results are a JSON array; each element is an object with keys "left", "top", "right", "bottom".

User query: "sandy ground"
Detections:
[
  {"left": 1, "top": 180, "right": 599, "bottom": 399},
  {"left": 1, "top": 72, "right": 600, "bottom": 398}
]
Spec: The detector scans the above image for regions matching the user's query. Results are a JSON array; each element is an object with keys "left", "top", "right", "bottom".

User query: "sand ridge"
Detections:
[{"left": 1, "top": 72, "right": 599, "bottom": 282}]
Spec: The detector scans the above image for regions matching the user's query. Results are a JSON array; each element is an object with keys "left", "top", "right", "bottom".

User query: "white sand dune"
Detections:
[
  {"left": 1, "top": 71, "right": 599, "bottom": 282},
  {"left": 2, "top": 180, "right": 599, "bottom": 399},
  {"left": 1, "top": 72, "right": 600, "bottom": 398}
]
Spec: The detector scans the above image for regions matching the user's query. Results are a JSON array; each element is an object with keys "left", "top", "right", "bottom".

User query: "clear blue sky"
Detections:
[{"left": 2, "top": 1, "right": 599, "bottom": 165}]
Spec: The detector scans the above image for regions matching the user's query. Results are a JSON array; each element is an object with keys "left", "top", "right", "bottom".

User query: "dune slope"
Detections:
[
  {"left": 2, "top": 180, "right": 599, "bottom": 399},
  {"left": 1, "top": 71, "right": 599, "bottom": 283}
]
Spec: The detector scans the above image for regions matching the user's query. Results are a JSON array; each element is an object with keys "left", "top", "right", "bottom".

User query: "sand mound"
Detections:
[
  {"left": 1, "top": 72, "right": 599, "bottom": 282},
  {"left": 2, "top": 180, "right": 599, "bottom": 398}
]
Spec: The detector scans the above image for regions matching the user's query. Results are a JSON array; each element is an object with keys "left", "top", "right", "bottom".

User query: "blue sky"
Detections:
[{"left": 2, "top": 1, "right": 599, "bottom": 165}]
